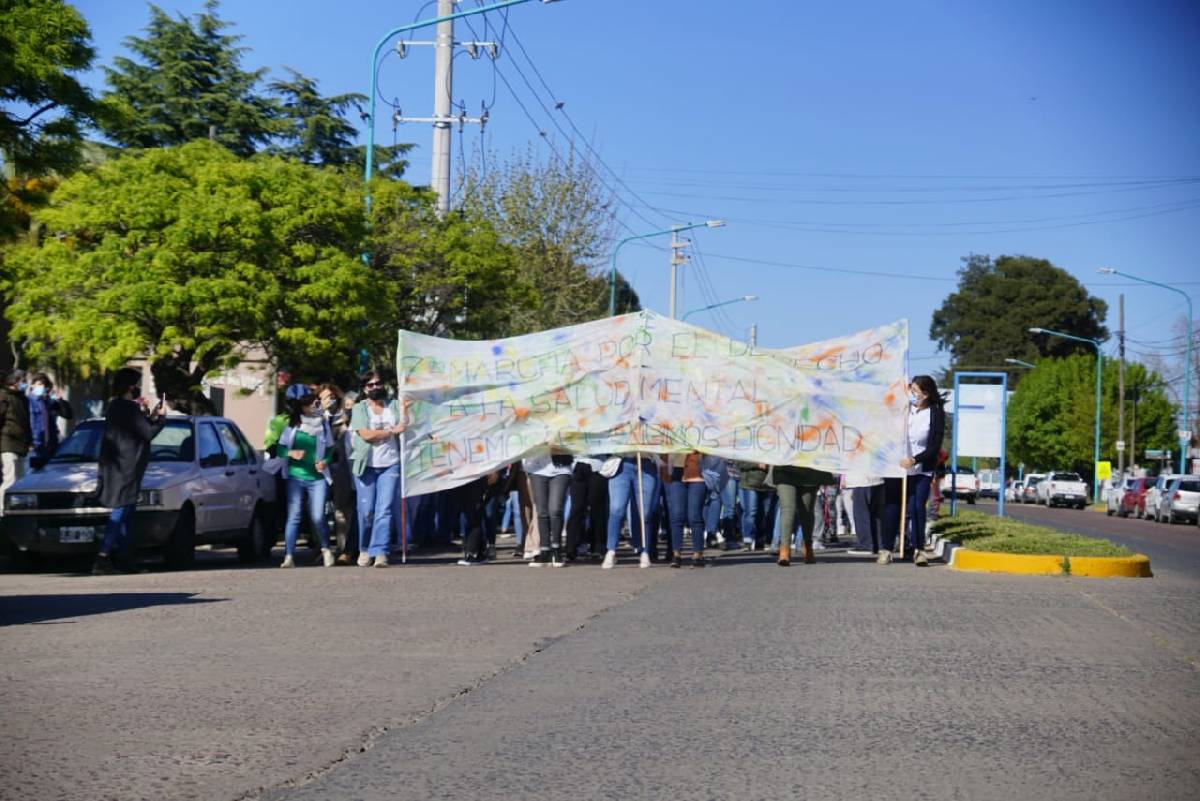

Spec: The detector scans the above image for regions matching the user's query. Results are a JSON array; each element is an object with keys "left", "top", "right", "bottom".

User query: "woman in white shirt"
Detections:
[{"left": 879, "top": 375, "right": 946, "bottom": 565}]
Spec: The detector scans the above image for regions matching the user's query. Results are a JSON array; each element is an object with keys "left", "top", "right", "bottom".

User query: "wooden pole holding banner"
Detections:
[
  {"left": 399, "top": 449, "right": 408, "bottom": 564},
  {"left": 635, "top": 451, "right": 649, "bottom": 559}
]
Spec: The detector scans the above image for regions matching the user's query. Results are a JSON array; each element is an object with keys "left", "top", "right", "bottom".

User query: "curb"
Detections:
[{"left": 927, "top": 531, "right": 1152, "bottom": 578}]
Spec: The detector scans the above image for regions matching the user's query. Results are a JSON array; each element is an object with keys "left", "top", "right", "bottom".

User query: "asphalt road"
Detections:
[{"left": 2, "top": 525, "right": 1198, "bottom": 801}]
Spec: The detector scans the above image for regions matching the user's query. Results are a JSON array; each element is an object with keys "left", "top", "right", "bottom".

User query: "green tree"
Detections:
[
  {"left": 3, "top": 141, "right": 388, "bottom": 411},
  {"left": 460, "top": 147, "right": 640, "bottom": 334},
  {"left": 1, "top": 0, "right": 96, "bottom": 238},
  {"left": 931, "top": 255, "right": 1108, "bottom": 379},
  {"left": 97, "top": 1, "right": 277, "bottom": 156},
  {"left": 1006, "top": 355, "right": 1175, "bottom": 476},
  {"left": 364, "top": 178, "right": 535, "bottom": 365}
]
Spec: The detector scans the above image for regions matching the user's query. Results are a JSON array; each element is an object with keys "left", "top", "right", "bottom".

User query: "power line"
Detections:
[{"left": 698, "top": 252, "right": 958, "bottom": 283}]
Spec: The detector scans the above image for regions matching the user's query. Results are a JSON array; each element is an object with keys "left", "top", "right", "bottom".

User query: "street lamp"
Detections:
[
  {"left": 1098, "top": 267, "right": 1193, "bottom": 473},
  {"left": 363, "top": 0, "right": 562, "bottom": 213},
  {"left": 1029, "top": 326, "right": 1105, "bottom": 503},
  {"left": 609, "top": 220, "right": 725, "bottom": 316},
  {"left": 1005, "top": 358, "right": 1036, "bottom": 369},
  {"left": 682, "top": 295, "right": 758, "bottom": 322}
]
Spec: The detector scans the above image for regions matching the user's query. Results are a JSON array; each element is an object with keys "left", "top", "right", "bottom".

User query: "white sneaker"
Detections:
[
  {"left": 601, "top": 550, "right": 617, "bottom": 569},
  {"left": 322, "top": 548, "right": 335, "bottom": 567},
  {"left": 846, "top": 549, "right": 874, "bottom": 557},
  {"left": 373, "top": 554, "right": 388, "bottom": 568},
  {"left": 280, "top": 554, "right": 295, "bottom": 568},
  {"left": 876, "top": 551, "right": 893, "bottom": 565},
  {"left": 456, "top": 558, "right": 477, "bottom": 566},
  {"left": 357, "top": 553, "right": 372, "bottom": 567},
  {"left": 715, "top": 533, "right": 726, "bottom": 545},
  {"left": 639, "top": 552, "right": 651, "bottom": 569}
]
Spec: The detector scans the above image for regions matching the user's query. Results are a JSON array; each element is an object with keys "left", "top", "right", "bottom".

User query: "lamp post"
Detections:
[
  {"left": 1098, "top": 268, "right": 1193, "bottom": 474},
  {"left": 1005, "top": 358, "right": 1037, "bottom": 369},
  {"left": 682, "top": 295, "right": 758, "bottom": 322},
  {"left": 609, "top": 220, "right": 725, "bottom": 316},
  {"left": 362, "top": 0, "right": 561, "bottom": 213},
  {"left": 1029, "top": 327, "right": 1105, "bottom": 503}
]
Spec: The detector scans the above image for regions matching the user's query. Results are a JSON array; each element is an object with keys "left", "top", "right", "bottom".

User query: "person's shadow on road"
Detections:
[{"left": 0, "top": 593, "right": 226, "bottom": 626}]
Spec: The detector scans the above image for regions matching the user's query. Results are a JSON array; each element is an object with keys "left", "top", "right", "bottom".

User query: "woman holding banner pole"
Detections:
[
  {"left": 879, "top": 375, "right": 945, "bottom": 565},
  {"left": 603, "top": 454, "right": 659, "bottom": 569}
]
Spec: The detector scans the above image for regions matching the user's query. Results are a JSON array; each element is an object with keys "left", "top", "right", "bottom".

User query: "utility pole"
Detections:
[
  {"left": 667, "top": 227, "right": 690, "bottom": 318},
  {"left": 1130, "top": 383, "right": 1139, "bottom": 472},
  {"left": 430, "top": 0, "right": 454, "bottom": 214},
  {"left": 1118, "top": 294, "right": 1126, "bottom": 477},
  {"left": 749, "top": 324, "right": 758, "bottom": 349}
]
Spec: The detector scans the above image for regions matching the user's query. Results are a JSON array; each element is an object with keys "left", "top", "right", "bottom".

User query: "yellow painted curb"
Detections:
[
  {"left": 950, "top": 550, "right": 1066, "bottom": 575},
  {"left": 949, "top": 548, "right": 1153, "bottom": 578},
  {"left": 1069, "top": 555, "right": 1153, "bottom": 578}
]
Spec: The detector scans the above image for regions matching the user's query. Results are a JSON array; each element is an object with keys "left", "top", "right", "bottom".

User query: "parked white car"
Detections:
[
  {"left": 1143, "top": 473, "right": 1186, "bottom": 523},
  {"left": 1005, "top": 480, "right": 1024, "bottom": 503},
  {"left": 1155, "top": 476, "right": 1200, "bottom": 524},
  {"left": 3, "top": 416, "right": 277, "bottom": 569},
  {"left": 1020, "top": 473, "right": 1045, "bottom": 504},
  {"left": 940, "top": 467, "right": 980, "bottom": 504},
  {"left": 1106, "top": 476, "right": 1139, "bottom": 516},
  {"left": 1037, "top": 471, "right": 1089, "bottom": 509}
]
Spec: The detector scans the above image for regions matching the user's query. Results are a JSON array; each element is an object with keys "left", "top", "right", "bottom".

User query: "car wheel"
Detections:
[
  {"left": 237, "top": 511, "right": 272, "bottom": 564},
  {"left": 165, "top": 508, "right": 196, "bottom": 570}
]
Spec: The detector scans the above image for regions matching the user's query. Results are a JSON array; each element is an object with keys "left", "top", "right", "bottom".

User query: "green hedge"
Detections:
[{"left": 930, "top": 511, "right": 1132, "bottom": 557}]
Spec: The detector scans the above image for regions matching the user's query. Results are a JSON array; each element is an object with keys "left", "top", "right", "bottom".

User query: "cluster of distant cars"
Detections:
[
  {"left": 1105, "top": 473, "right": 1200, "bottom": 524},
  {"left": 1004, "top": 471, "right": 1090, "bottom": 509}
]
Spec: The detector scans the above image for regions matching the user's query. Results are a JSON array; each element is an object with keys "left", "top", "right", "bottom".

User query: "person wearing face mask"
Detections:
[
  {"left": 93, "top": 368, "right": 166, "bottom": 574},
  {"left": 317, "top": 383, "right": 358, "bottom": 565},
  {"left": 879, "top": 375, "right": 946, "bottom": 566},
  {"left": 0, "top": 370, "right": 33, "bottom": 513},
  {"left": 26, "top": 372, "right": 73, "bottom": 468},
  {"left": 277, "top": 392, "right": 335, "bottom": 568},
  {"left": 349, "top": 371, "right": 405, "bottom": 568}
]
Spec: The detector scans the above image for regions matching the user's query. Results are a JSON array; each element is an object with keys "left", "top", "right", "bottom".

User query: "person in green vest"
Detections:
[{"left": 277, "top": 391, "right": 335, "bottom": 568}]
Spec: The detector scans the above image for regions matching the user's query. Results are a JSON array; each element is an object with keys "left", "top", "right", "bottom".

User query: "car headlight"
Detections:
[
  {"left": 6, "top": 493, "right": 37, "bottom": 510},
  {"left": 136, "top": 489, "right": 162, "bottom": 507}
]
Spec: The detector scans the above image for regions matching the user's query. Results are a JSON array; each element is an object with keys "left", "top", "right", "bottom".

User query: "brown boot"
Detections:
[
  {"left": 777, "top": 544, "right": 790, "bottom": 566},
  {"left": 802, "top": 538, "right": 816, "bottom": 564}
]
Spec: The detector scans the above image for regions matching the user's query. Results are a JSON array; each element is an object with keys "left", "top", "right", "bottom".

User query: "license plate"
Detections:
[{"left": 58, "top": 526, "right": 97, "bottom": 544}]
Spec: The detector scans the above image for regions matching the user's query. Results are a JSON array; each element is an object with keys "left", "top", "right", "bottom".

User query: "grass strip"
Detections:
[{"left": 930, "top": 510, "right": 1132, "bottom": 557}]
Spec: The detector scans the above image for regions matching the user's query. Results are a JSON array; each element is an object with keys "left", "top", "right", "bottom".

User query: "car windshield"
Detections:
[
  {"left": 48, "top": 420, "right": 195, "bottom": 464},
  {"left": 1055, "top": 473, "right": 1082, "bottom": 482}
]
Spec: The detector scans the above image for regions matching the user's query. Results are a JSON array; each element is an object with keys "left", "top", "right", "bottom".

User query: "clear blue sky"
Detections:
[{"left": 73, "top": 0, "right": 1200, "bottom": 396}]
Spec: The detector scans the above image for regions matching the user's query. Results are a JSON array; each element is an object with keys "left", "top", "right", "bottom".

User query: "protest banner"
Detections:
[{"left": 396, "top": 311, "right": 909, "bottom": 495}]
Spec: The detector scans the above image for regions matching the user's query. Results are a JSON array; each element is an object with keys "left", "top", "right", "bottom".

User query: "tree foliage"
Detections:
[
  {"left": 0, "top": 0, "right": 96, "bottom": 238},
  {"left": 4, "top": 141, "right": 388, "bottom": 410},
  {"left": 460, "top": 147, "right": 640, "bottom": 333},
  {"left": 1006, "top": 355, "right": 1176, "bottom": 476},
  {"left": 97, "top": 0, "right": 278, "bottom": 156},
  {"left": 931, "top": 255, "right": 1108, "bottom": 377}
]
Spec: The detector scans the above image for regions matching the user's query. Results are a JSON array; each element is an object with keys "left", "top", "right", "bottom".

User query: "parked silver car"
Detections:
[
  {"left": 3, "top": 416, "right": 277, "bottom": 568},
  {"left": 1156, "top": 476, "right": 1200, "bottom": 524},
  {"left": 1106, "top": 476, "right": 1138, "bottom": 516},
  {"left": 1144, "top": 473, "right": 1186, "bottom": 522}
]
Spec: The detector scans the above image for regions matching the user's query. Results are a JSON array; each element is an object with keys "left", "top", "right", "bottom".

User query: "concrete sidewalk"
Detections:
[{"left": 2, "top": 550, "right": 1198, "bottom": 801}]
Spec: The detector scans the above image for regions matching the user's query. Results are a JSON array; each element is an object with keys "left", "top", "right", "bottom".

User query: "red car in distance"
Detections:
[{"left": 1117, "top": 477, "right": 1152, "bottom": 518}]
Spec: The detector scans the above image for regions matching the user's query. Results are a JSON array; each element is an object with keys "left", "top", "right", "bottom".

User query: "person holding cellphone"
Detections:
[{"left": 93, "top": 368, "right": 166, "bottom": 574}]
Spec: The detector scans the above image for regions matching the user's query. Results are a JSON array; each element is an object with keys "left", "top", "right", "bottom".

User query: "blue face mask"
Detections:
[
  {"left": 31, "top": 385, "right": 46, "bottom": 399},
  {"left": 18, "top": 382, "right": 28, "bottom": 392}
]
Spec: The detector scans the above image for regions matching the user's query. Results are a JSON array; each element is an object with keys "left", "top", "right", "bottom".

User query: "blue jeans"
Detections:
[
  {"left": 739, "top": 488, "right": 776, "bottom": 546},
  {"left": 392, "top": 494, "right": 424, "bottom": 548},
  {"left": 667, "top": 478, "right": 707, "bottom": 554},
  {"left": 355, "top": 464, "right": 399, "bottom": 557},
  {"left": 606, "top": 458, "right": 661, "bottom": 553},
  {"left": 285, "top": 477, "right": 330, "bottom": 556},
  {"left": 100, "top": 503, "right": 136, "bottom": 555}
]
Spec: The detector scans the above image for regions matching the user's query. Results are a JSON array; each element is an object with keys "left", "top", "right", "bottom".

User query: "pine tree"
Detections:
[{"left": 97, "top": 0, "right": 277, "bottom": 155}]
